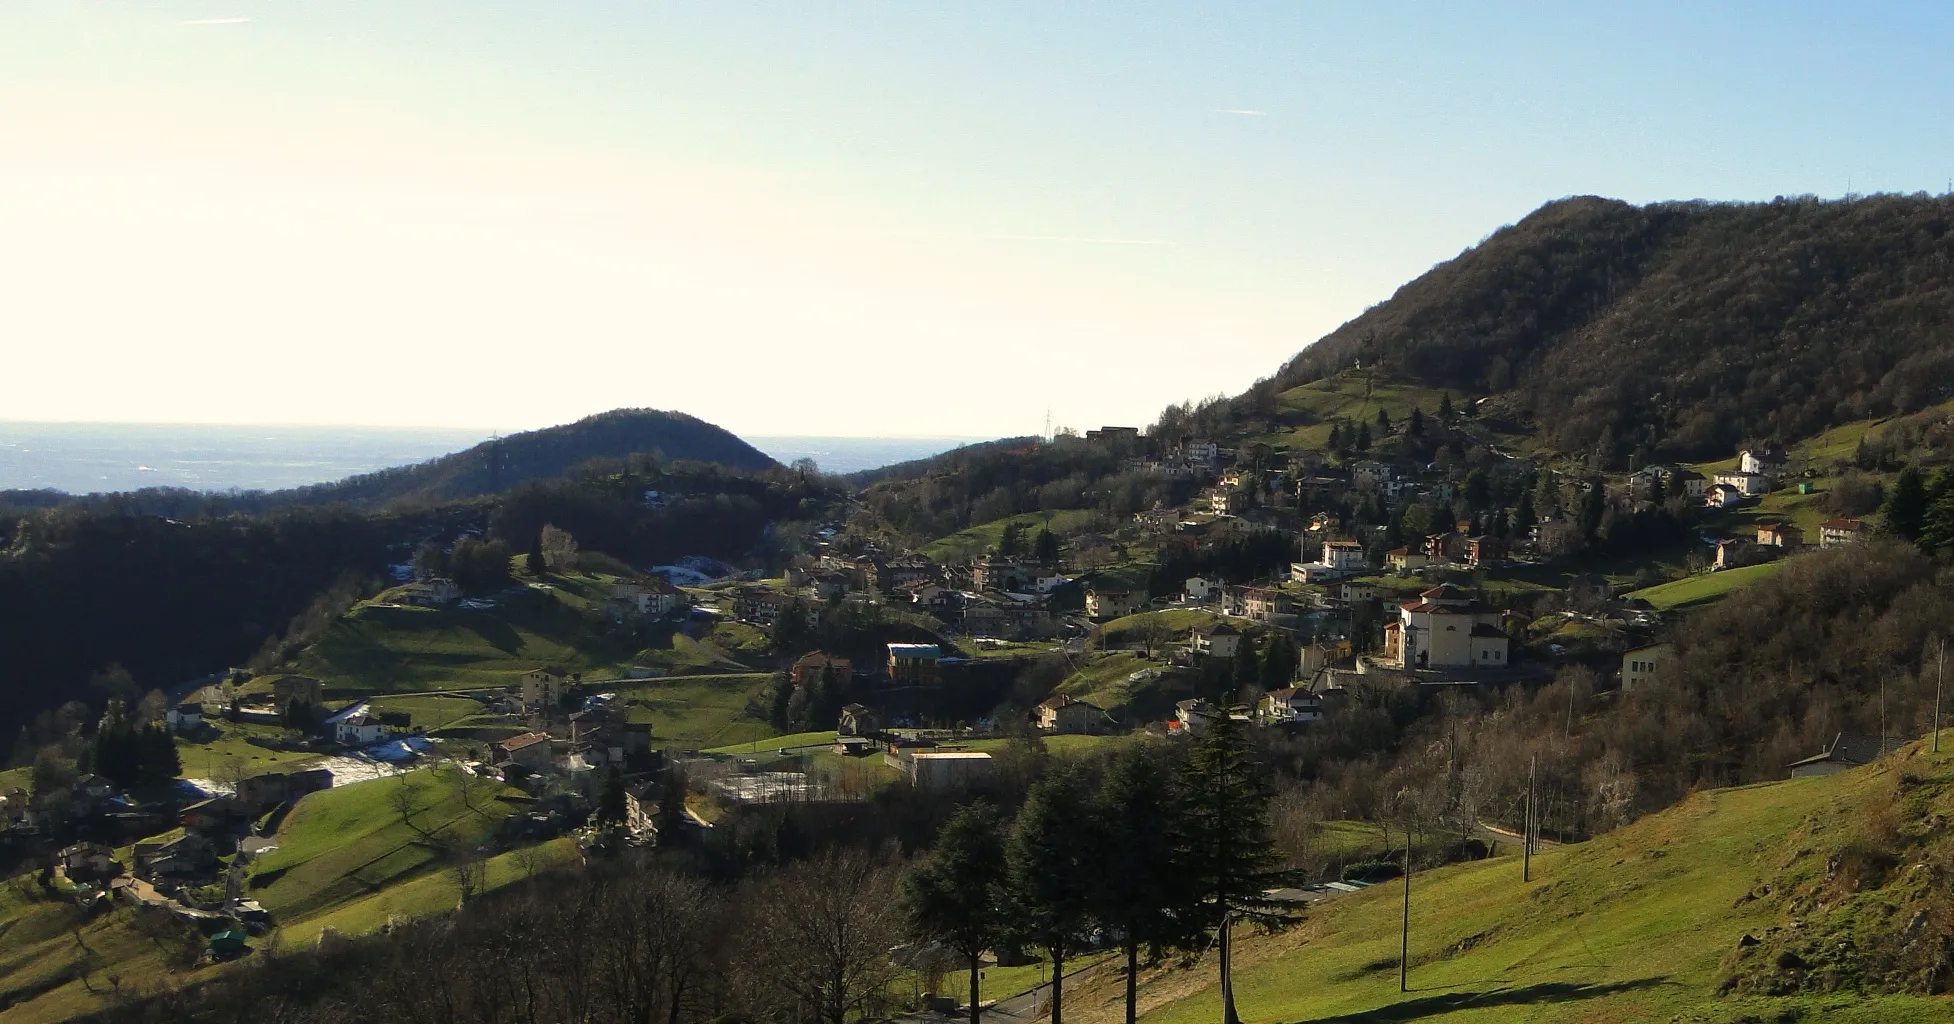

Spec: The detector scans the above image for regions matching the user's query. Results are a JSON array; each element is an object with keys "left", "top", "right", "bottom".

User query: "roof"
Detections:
[
  {"left": 1420, "top": 583, "right": 1468, "bottom": 600},
  {"left": 1200, "top": 623, "right": 1241, "bottom": 636},
  {"left": 911, "top": 751, "right": 993, "bottom": 762},
  {"left": 1038, "top": 694, "right": 1102, "bottom": 712},
  {"left": 500, "top": 732, "right": 551, "bottom": 752},
  {"left": 1326, "top": 539, "right": 1363, "bottom": 549},
  {"left": 1468, "top": 624, "right": 1507, "bottom": 639},
  {"left": 839, "top": 702, "right": 874, "bottom": 715},
  {"left": 1822, "top": 518, "right": 1864, "bottom": 531},
  {"left": 1787, "top": 732, "right": 1887, "bottom": 770},
  {"left": 887, "top": 643, "right": 940, "bottom": 658}
]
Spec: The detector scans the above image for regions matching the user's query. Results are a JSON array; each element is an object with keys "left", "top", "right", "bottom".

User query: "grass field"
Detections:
[
  {"left": 245, "top": 767, "right": 527, "bottom": 927},
  {"left": 0, "top": 769, "right": 551, "bottom": 1023},
  {"left": 704, "top": 730, "right": 839, "bottom": 755},
  {"left": 1055, "top": 652, "right": 1162, "bottom": 712},
  {"left": 1625, "top": 561, "right": 1786, "bottom": 611},
  {"left": 293, "top": 588, "right": 640, "bottom": 697},
  {"left": 174, "top": 721, "right": 321, "bottom": 782},
  {"left": 1258, "top": 374, "right": 1463, "bottom": 451},
  {"left": 1056, "top": 743, "right": 1954, "bottom": 1024},
  {"left": 612, "top": 673, "right": 778, "bottom": 749},
  {"left": 922, "top": 510, "right": 1104, "bottom": 563}
]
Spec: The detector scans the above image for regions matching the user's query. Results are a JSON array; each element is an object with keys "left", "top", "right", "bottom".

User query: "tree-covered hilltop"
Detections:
[
  {"left": 1271, "top": 193, "right": 1954, "bottom": 465},
  {"left": 268, "top": 408, "right": 779, "bottom": 509}
]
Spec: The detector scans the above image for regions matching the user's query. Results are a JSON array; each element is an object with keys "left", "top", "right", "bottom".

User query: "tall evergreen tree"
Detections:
[
  {"left": 1094, "top": 748, "right": 1198, "bottom": 1024},
  {"left": 526, "top": 530, "right": 546, "bottom": 575},
  {"left": 1919, "top": 470, "right": 1954, "bottom": 554},
  {"left": 1887, "top": 466, "right": 1931, "bottom": 542},
  {"left": 1408, "top": 406, "right": 1425, "bottom": 439},
  {"left": 1033, "top": 527, "right": 1061, "bottom": 564},
  {"left": 905, "top": 801, "right": 1010, "bottom": 1024},
  {"left": 1259, "top": 632, "right": 1298, "bottom": 690},
  {"left": 1438, "top": 391, "right": 1454, "bottom": 420},
  {"left": 1514, "top": 489, "right": 1536, "bottom": 535},
  {"left": 1178, "top": 714, "right": 1295, "bottom": 1024},
  {"left": 1005, "top": 767, "right": 1100, "bottom": 1024},
  {"left": 1375, "top": 407, "right": 1391, "bottom": 433},
  {"left": 1230, "top": 637, "right": 1260, "bottom": 700},
  {"left": 597, "top": 766, "right": 627, "bottom": 826},
  {"left": 999, "top": 522, "right": 1024, "bottom": 557}
]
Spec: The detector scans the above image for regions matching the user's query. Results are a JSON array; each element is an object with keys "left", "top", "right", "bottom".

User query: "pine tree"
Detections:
[
  {"left": 1408, "top": 407, "right": 1425, "bottom": 439},
  {"left": 1328, "top": 422, "right": 1342, "bottom": 451},
  {"left": 1920, "top": 470, "right": 1954, "bottom": 554},
  {"left": 999, "top": 522, "right": 1024, "bottom": 557},
  {"left": 1887, "top": 466, "right": 1931, "bottom": 542},
  {"left": 1179, "top": 713, "right": 1293, "bottom": 1024},
  {"left": 1093, "top": 749, "right": 1198, "bottom": 1024},
  {"left": 657, "top": 764, "right": 688, "bottom": 836},
  {"left": 1034, "top": 527, "right": 1060, "bottom": 564},
  {"left": 1375, "top": 407, "right": 1391, "bottom": 433},
  {"left": 1580, "top": 476, "right": 1608, "bottom": 541},
  {"left": 139, "top": 724, "right": 180, "bottom": 785},
  {"left": 526, "top": 530, "right": 546, "bottom": 575},
  {"left": 1355, "top": 422, "right": 1372, "bottom": 453},
  {"left": 597, "top": 766, "right": 627, "bottom": 826},
  {"left": 1439, "top": 391, "right": 1453, "bottom": 420},
  {"left": 1006, "top": 767, "right": 1100, "bottom": 1024},
  {"left": 1259, "top": 632, "right": 1298, "bottom": 690},
  {"left": 1647, "top": 472, "right": 1666, "bottom": 506},
  {"left": 1514, "top": 490, "right": 1536, "bottom": 536},
  {"left": 1230, "top": 638, "right": 1260, "bottom": 701},
  {"left": 905, "top": 801, "right": 1009, "bottom": 1024}
]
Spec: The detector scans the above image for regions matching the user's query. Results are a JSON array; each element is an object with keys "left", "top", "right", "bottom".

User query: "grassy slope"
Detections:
[
  {"left": 245, "top": 768, "right": 523, "bottom": 927},
  {"left": 613, "top": 673, "right": 777, "bottom": 749},
  {"left": 174, "top": 721, "right": 322, "bottom": 781},
  {"left": 1625, "top": 561, "right": 1787, "bottom": 611},
  {"left": 0, "top": 770, "right": 552, "bottom": 1023},
  {"left": 1258, "top": 375, "right": 1467, "bottom": 451},
  {"left": 922, "top": 510, "right": 1102, "bottom": 563},
  {"left": 293, "top": 595, "right": 635, "bottom": 697},
  {"left": 1076, "top": 746, "right": 1954, "bottom": 1024}
]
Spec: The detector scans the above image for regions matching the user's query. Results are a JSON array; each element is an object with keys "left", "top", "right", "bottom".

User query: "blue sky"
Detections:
[{"left": 6, "top": 2, "right": 1954, "bottom": 436}]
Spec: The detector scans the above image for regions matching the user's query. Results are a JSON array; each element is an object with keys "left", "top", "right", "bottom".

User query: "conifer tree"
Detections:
[
  {"left": 597, "top": 766, "right": 627, "bottom": 826},
  {"left": 1439, "top": 392, "right": 1454, "bottom": 420},
  {"left": 906, "top": 801, "right": 1009, "bottom": 1024},
  {"left": 1887, "top": 466, "right": 1931, "bottom": 542},
  {"left": 1034, "top": 528, "right": 1060, "bottom": 564},
  {"left": 1005, "top": 767, "right": 1100, "bottom": 1024},
  {"left": 1093, "top": 748, "right": 1197, "bottom": 1024},
  {"left": 1179, "top": 713, "right": 1293, "bottom": 1024}
]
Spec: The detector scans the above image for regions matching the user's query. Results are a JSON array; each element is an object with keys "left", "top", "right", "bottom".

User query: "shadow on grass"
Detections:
[
  {"left": 1297, "top": 977, "right": 1672, "bottom": 1023},
  {"left": 462, "top": 614, "right": 526, "bottom": 656}
]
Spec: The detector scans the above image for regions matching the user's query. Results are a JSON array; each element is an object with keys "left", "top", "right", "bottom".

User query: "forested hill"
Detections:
[
  {"left": 271, "top": 409, "right": 777, "bottom": 508},
  {"left": 1271, "top": 193, "right": 1954, "bottom": 464}
]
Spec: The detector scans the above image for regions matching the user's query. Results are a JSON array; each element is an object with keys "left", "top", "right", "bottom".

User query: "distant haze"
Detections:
[{"left": 0, "top": 424, "right": 981, "bottom": 495}]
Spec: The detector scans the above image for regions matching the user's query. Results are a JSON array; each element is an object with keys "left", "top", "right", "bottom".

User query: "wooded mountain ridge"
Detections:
[{"left": 1267, "top": 193, "right": 1954, "bottom": 464}]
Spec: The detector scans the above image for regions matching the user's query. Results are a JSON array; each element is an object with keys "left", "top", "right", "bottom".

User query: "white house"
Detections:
[
  {"left": 1321, "top": 539, "right": 1368, "bottom": 572},
  {"left": 1191, "top": 622, "right": 1243, "bottom": 659},
  {"left": 1382, "top": 583, "right": 1509, "bottom": 670},
  {"left": 1184, "top": 576, "right": 1226, "bottom": 602},
  {"left": 1713, "top": 470, "right": 1770, "bottom": 498},
  {"left": 1739, "top": 447, "right": 1788, "bottom": 477},
  {"left": 165, "top": 703, "right": 204, "bottom": 733},
  {"left": 335, "top": 710, "right": 391, "bottom": 747},
  {"left": 1667, "top": 468, "right": 1708, "bottom": 499},
  {"left": 1704, "top": 483, "right": 1745, "bottom": 509},
  {"left": 1257, "top": 687, "right": 1324, "bottom": 724},
  {"left": 1085, "top": 587, "right": 1141, "bottom": 620},
  {"left": 1821, "top": 518, "right": 1865, "bottom": 548}
]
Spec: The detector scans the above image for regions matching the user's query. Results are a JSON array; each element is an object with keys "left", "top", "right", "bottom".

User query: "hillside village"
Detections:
[
  {"left": 3, "top": 361, "right": 1924, "bottom": 1021},
  {"left": 14, "top": 186, "right": 1954, "bottom": 1023}
]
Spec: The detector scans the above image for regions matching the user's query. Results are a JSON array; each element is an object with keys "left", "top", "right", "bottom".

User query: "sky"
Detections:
[{"left": 7, "top": 2, "right": 1954, "bottom": 438}]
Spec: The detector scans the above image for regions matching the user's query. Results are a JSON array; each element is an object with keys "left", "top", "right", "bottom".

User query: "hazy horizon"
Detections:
[{"left": 0, "top": 421, "right": 989, "bottom": 494}]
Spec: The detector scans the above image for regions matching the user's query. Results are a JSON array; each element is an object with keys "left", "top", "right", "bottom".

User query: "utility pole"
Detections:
[
  {"left": 1935, "top": 638, "right": 1945, "bottom": 754},
  {"left": 1881, "top": 677, "right": 1888, "bottom": 759},
  {"left": 1523, "top": 755, "right": 1536, "bottom": 883},
  {"left": 1400, "top": 821, "right": 1412, "bottom": 993}
]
